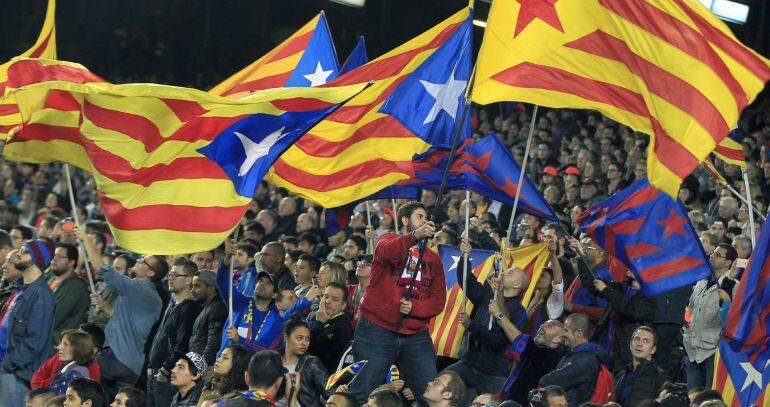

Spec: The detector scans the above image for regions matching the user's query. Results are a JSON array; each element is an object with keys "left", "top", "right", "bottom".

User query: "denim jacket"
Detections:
[{"left": 1, "top": 275, "right": 56, "bottom": 382}]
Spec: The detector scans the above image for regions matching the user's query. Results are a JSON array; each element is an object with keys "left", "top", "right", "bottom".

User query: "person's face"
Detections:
[
  {"left": 329, "top": 230, "right": 346, "bottom": 247},
  {"left": 404, "top": 208, "right": 428, "bottom": 233},
  {"left": 294, "top": 259, "right": 315, "bottom": 285},
  {"left": 260, "top": 246, "right": 282, "bottom": 272},
  {"left": 502, "top": 267, "right": 523, "bottom": 290},
  {"left": 170, "top": 359, "right": 199, "bottom": 388},
  {"left": 718, "top": 201, "right": 736, "bottom": 219},
  {"left": 57, "top": 335, "right": 75, "bottom": 362},
  {"left": 630, "top": 330, "right": 656, "bottom": 361},
  {"left": 421, "top": 190, "right": 437, "bottom": 207},
  {"left": 580, "top": 184, "right": 597, "bottom": 200},
  {"left": 112, "top": 257, "right": 129, "bottom": 276},
  {"left": 423, "top": 374, "right": 452, "bottom": 402},
  {"left": 233, "top": 248, "right": 250, "bottom": 270},
  {"left": 535, "top": 324, "right": 565, "bottom": 349},
  {"left": 64, "top": 387, "right": 88, "bottom": 407},
  {"left": 700, "top": 236, "right": 716, "bottom": 254},
  {"left": 255, "top": 276, "right": 276, "bottom": 300},
  {"left": 471, "top": 394, "right": 496, "bottom": 407},
  {"left": 9, "top": 229, "right": 24, "bottom": 250},
  {"left": 110, "top": 392, "right": 130, "bottom": 407},
  {"left": 316, "top": 264, "right": 332, "bottom": 288},
  {"left": 276, "top": 289, "right": 298, "bottom": 313},
  {"left": 710, "top": 222, "right": 726, "bottom": 238},
  {"left": 2, "top": 250, "right": 22, "bottom": 282},
  {"left": 14, "top": 246, "right": 35, "bottom": 272},
  {"left": 213, "top": 347, "right": 234, "bottom": 375},
  {"left": 607, "top": 164, "right": 620, "bottom": 180},
  {"left": 257, "top": 210, "right": 274, "bottom": 232},
  {"left": 278, "top": 198, "right": 296, "bottom": 217},
  {"left": 709, "top": 247, "right": 730, "bottom": 270},
  {"left": 325, "top": 394, "right": 352, "bottom": 407},
  {"left": 190, "top": 277, "right": 211, "bottom": 301},
  {"left": 45, "top": 193, "right": 58, "bottom": 209},
  {"left": 355, "top": 259, "right": 372, "bottom": 279},
  {"left": 297, "top": 214, "right": 313, "bottom": 233},
  {"left": 286, "top": 326, "right": 311, "bottom": 356},
  {"left": 536, "top": 271, "right": 553, "bottom": 290},
  {"left": 167, "top": 265, "right": 193, "bottom": 294},
  {"left": 547, "top": 395, "right": 568, "bottom": 407},
  {"left": 51, "top": 247, "right": 73, "bottom": 276},
  {"left": 131, "top": 256, "right": 157, "bottom": 280},
  {"left": 193, "top": 252, "right": 213, "bottom": 270},
  {"left": 542, "top": 228, "right": 559, "bottom": 252},
  {"left": 732, "top": 239, "right": 749, "bottom": 259},
  {"left": 536, "top": 143, "right": 550, "bottom": 159},
  {"left": 297, "top": 240, "right": 314, "bottom": 254},
  {"left": 563, "top": 319, "right": 579, "bottom": 348},
  {"left": 446, "top": 205, "right": 459, "bottom": 221},
  {"left": 323, "top": 286, "right": 346, "bottom": 316},
  {"left": 344, "top": 239, "right": 361, "bottom": 260}
]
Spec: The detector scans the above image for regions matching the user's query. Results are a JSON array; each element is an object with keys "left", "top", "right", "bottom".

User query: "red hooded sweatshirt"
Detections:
[
  {"left": 31, "top": 355, "right": 101, "bottom": 390},
  {"left": 359, "top": 232, "right": 446, "bottom": 335}
]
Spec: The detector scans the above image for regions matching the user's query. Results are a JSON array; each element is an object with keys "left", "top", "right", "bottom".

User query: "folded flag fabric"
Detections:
[
  {"left": 714, "top": 127, "right": 746, "bottom": 168},
  {"left": 4, "top": 58, "right": 365, "bottom": 254},
  {"left": 578, "top": 177, "right": 712, "bottom": 295},
  {"left": 325, "top": 361, "right": 399, "bottom": 390}
]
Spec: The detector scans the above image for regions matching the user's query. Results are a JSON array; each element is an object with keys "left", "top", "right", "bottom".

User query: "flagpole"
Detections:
[
  {"left": 365, "top": 201, "right": 374, "bottom": 254},
  {"left": 723, "top": 184, "right": 766, "bottom": 221},
  {"left": 64, "top": 164, "right": 95, "bottom": 293},
  {"left": 462, "top": 190, "right": 470, "bottom": 314},
  {"left": 391, "top": 197, "right": 399, "bottom": 233},
  {"left": 742, "top": 169, "right": 757, "bottom": 248},
  {"left": 228, "top": 225, "right": 241, "bottom": 329},
  {"left": 490, "top": 104, "right": 538, "bottom": 329}
]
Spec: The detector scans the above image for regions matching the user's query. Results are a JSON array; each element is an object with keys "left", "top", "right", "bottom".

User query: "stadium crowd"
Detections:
[{"left": 0, "top": 93, "right": 768, "bottom": 407}]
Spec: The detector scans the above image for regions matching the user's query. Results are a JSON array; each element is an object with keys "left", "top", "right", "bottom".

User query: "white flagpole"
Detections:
[
  {"left": 64, "top": 165, "right": 95, "bottom": 293},
  {"left": 742, "top": 169, "right": 757, "bottom": 248},
  {"left": 462, "top": 190, "right": 470, "bottom": 313}
]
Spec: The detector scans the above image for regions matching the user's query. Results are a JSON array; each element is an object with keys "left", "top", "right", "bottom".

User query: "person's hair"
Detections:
[
  {"left": 148, "top": 255, "right": 170, "bottom": 284},
  {"left": 283, "top": 317, "right": 310, "bottom": 337},
  {"left": 347, "top": 235, "right": 367, "bottom": 253},
  {"left": 44, "top": 395, "right": 65, "bottom": 407},
  {"left": 0, "top": 230, "right": 11, "bottom": 249},
  {"left": 78, "top": 323, "right": 105, "bottom": 350},
  {"left": 632, "top": 325, "right": 658, "bottom": 346},
  {"left": 698, "top": 401, "right": 728, "bottom": 407},
  {"left": 26, "top": 387, "right": 55, "bottom": 404},
  {"left": 206, "top": 344, "right": 250, "bottom": 396},
  {"left": 475, "top": 393, "right": 502, "bottom": 406},
  {"left": 443, "top": 371, "right": 466, "bottom": 407},
  {"left": 368, "top": 389, "right": 402, "bottom": 407},
  {"left": 41, "top": 215, "right": 61, "bottom": 230},
  {"left": 298, "top": 253, "right": 321, "bottom": 273},
  {"left": 53, "top": 242, "right": 79, "bottom": 266},
  {"left": 245, "top": 221, "right": 266, "bottom": 236},
  {"left": 281, "top": 236, "right": 298, "bottom": 247},
  {"left": 716, "top": 243, "right": 738, "bottom": 262},
  {"left": 260, "top": 209, "right": 279, "bottom": 224},
  {"left": 325, "top": 282, "right": 349, "bottom": 310},
  {"left": 88, "top": 231, "right": 107, "bottom": 252},
  {"left": 566, "top": 313, "right": 591, "bottom": 339},
  {"left": 329, "top": 392, "right": 358, "bottom": 407},
  {"left": 13, "top": 224, "right": 34, "bottom": 240},
  {"left": 67, "top": 378, "right": 105, "bottom": 407},
  {"left": 172, "top": 257, "right": 198, "bottom": 276},
  {"left": 692, "top": 390, "right": 723, "bottom": 406},
  {"left": 701, "top": 232, "right": 719, "bottom": 247},
  {"left": 61, "top": 329, "right": 96, "bottom": 365},
  {"left": 247, "top": 350, "right": 284, "bottom": 389},
  {"left": 543, "top": 385, "right": 566, "bottom": 400},
  {"left": 397, "top": 201, "right": 427, "bottom": 226},
  {"left": 238, "top": 241, "right": 260, "bottom": 259},
  {"left": 115, "top": 253, "right": 137, "bottom": 270},
  {"left": 298, "top": 232, "right": 318, "bottom": 247},
  {"left": 115, "top": 386, "right": 146, "bottom": 407},
  {"left": 439, "top": 226, "right": 459, "bottom": 245},
  {"left": 287, "top": 249, "right": 303, "bottom": 263},
  {"left": 732, "top": 235, "right": 752, "bottom": 253},
  {"left": 321, "top": 261, "right": 347, "bottom": 285},
  {"left": 264, "top": 241, "right": 286, "bottom": 258}
]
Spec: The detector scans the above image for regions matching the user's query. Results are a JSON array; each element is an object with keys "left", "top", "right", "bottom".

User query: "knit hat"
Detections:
[
  {"left": 182, "top": 352, "right": 208, "bottom": 376},
  {"left": 21, "top": 239, "right": 54, "bottom": 271},
  {"left": 196, "top": 269, "right": 216, "bottom": 287}
]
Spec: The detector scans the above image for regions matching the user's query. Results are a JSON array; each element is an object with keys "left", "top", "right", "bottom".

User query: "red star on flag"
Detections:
[
  {"left": 657, "top": 209, "right": 687, "bottom": 239},
  {"left": 514, "top": 0, "right": 564, "bottom": 37}
]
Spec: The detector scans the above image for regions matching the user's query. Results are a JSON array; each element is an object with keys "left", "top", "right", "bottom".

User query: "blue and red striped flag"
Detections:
[
  {"left": 578, "top": 178, "right": 712, "bottom": 295},
  {"left": 714, "top": 210, "right": 770, "bottom": 406}
]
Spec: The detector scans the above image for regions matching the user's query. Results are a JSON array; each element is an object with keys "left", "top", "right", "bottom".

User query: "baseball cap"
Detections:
[
  {"left": 257, "top": 271, "right": 279, "bottom": 293},
  {"left": 542, "top": 166, "right": 558, "bottom": 177},
  {"left": 195, "top": 269, "right": 216, "bottom": 287},
  {"left": 563, "top": 166, "right": 580, "bottom": 176}
]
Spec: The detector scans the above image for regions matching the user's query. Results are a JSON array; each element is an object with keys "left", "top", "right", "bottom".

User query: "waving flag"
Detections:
[
  {"left": 404, "top": 134, "right": 559, "bottom": 222},
  {"left": 339, "top": 37, "right": 369, "bottom": 76},
  {"left": 578, "top": 178, "right": 712, "bottom": 295},
  {"left": 714, "top": 127, "right": 746, "bottom": 168},
  {"left": 4, "top": 58, "right": 365, "bottom": 254},
  {"left": 714, "top": 213, "right": 770, "bottom": 407},
  {"left": 430, "top": 242, "right": 550, "bottom": 357},
  {"left": 210, "top": 12, "right": 339, "bottom": 98},
  {"left": 473, "top": 0, "right": 770, "bottom": 198},
  {"left": 268, "top": 8, "right": 473, "bottom": 207},
  {"left": 0, "top": 0, "right": 56, "bottom": 140},
  {"left": 701, "top": 155, "right": 729, "bottom": 186}
]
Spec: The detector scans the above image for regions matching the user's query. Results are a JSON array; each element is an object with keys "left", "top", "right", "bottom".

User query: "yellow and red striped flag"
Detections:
[
  {"left": 430, "top": 242, "right": 550, "bottom": 358},
  {"left": 267, "top": 8, "right": 473, "bottom": 207},
  {"left": 0, "top": 0, "right": 56, "bottom": 140},
  {"left": 473, "top": 0, "right": 770, "bottom": 197},
  {"left": 4, "top": 58, "right": 365, "bottom": 254},
  {"left": 701, "top": 155, "right": 728, "bottom": 186},
  {"left": 210, "top": 12, "right": 338, "bottom": 99},
  {"left": 714, "top": 128, "right": 746, "bottom": 168}
]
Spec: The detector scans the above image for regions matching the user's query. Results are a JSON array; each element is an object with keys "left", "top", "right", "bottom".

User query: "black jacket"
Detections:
[
  {"left": 188, "top": 297, "right": 228, "bottom": 365},
  {"left": 613, "top": 359, "right": 666, "bottom": 406},
  {"left": 458, "top": 257, "right": 526, "bottom": 376},
  {"left": 308, "top": 312, "right": 353, "bottom": 373},
  {"left": 170, "top": 381, "right": 204, "bottom": 407},
  {"left": 148, "top": 298, "right": 202, "bottom": 375},
  {"left": 653, "top": 286, "right": 692, "bottom": 325},
  {"left": 288, "top": 354, "right": 331, "bottom": 407},
  {"left": 506, "top": 337, "right": 569, "bottom": 405},
  {"left": 539, "top": 342, "right": 606, "bottom": 406}
]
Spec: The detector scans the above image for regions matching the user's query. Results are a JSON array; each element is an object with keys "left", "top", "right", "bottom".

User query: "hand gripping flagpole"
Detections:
[
  {"left": 742, "top": 169, "right": 757, "bottom": 248},
  {"left": 228, "top": 225, "right": 241, "bottom": 329},
  {"left": 462, "top": 190, "right": 470, "bottom": 314},
  {"left": 64, "top": 164, "right": 96, "bottom": 293},
  {"left": 489, "top": 104, "right": 539, "bottom": 329},
  {"left": 399, "top": 65, "right": 477, "bottom": 327}
]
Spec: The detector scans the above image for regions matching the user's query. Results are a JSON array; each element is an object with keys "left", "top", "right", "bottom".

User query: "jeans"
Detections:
[
  {"left": 348, "top": 318, "right": 438, "bottom": 406},
  {"left": 147, "top": 369, "right": 178, "bottom": 407},
  {"left": 0, "top": 371, "right": 29, "bottom": 407},
  {"left": 442, "top": 360, "right": 508, "bottom": 403},
  {"left": 686, "top": 354, "right": 715, "bottom": 391}
]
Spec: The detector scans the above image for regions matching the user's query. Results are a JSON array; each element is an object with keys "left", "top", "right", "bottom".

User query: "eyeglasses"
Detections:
[
  {"left": 431, "top": 378, "right": 448, "bottom": 391},
  {"left": 168, "top": 272, "right": 192, "bottom": 279},
  {"left": 140, "top": 257, "right": 157, "bottom": 273},
  {"left": 710, "top": 251, "right": 726, "bottom": 259}
]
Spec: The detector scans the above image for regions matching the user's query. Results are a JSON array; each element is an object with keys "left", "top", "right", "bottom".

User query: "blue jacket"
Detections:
[
  {"left": 216, "top": 265, "right": 284, "bottom": 354},
  {"left": 1, "top": 275, "right": 55, "bottom": 382},
  {"left": 539, "top": 341, "right": 607, "bottom": 406}
]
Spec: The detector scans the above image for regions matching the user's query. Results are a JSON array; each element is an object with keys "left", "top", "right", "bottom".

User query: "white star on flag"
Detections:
[
  {"left": 234, "top": 127, "right": 287, "bottom": 177},
  {"left": 419, "top": 68, "right": 467, "bottom": 125},
  {"left": 739, "top": 361, "right": 763, "bottom": 391},
  {"left": 303, "top": 62, "right": 334, "bottom": 87}
]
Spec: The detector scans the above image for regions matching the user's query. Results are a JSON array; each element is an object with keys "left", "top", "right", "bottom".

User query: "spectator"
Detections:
[
  {"left": 189, "top": 269, "right": 228, "bottom": 366},
  {"left": 259, "top": 242, "right": 295, "bottom": 291},
  {"left": 297, "top": 232, "right": 319, "bottom": 255},
  {"left": 147, "top": 258, "right": 202, "bottom": 407},
  {"left": 87, "top": 254, "right": 136, "bottom": 329},
  {"left": 422, "top": 371, "right": 466, "bottom": 407},
  {"left": 0, "top": 239, "right": 56, "bottom": 407},
  {"left": 63, "top": 377, "right": 105, "bottom": 407},
  {"left": 192, "top": 250, "right": 215, "bottom": 271},
  {"left": 275, "top": 289, "right": 299, "bottom": 316},
  {"left": 281, "top": 318, "right": 330, "bottom": 406},
  {"left": 526, "top": 246, "right": 565, "bottom": 335},
  {"left": 200, "top": 344, "right": 249, "bottom": 401},
  {"left": 651, "top": 286, "right": 691, "bottom": 381},
  {"left": 309, "top": 283, "right": 353, "bottom": 372},
  {"left": 48, "top": 242, "right": 90, "bottom": 354},
  {"left": 234, "top": 350, "right": 298, "bottom": 405},
  {"left": 294, "top": 253, "right": 320, "bottom": 298},
  {"left": 0, "top": 249, "right": 23, "bottom": 314},
  {"left": 539, "top": 313, "right": 606, "bottom": 406},
  {"left": 541, "top": 385, "right": 568, "bottom": 407},
  {"left": 26, "top": 387, "right": 56, "bottom": 407},
  {"left": 257, "top": 210, "right": 281, "bottom": 243},
  {"left": 347, "top": 202, "right": 446, "bottom": 405},
  {"left": 344, "top": 235, "right": 367, "bottom": 261},
  {"left": 284, "top": 260, "right": 346, "bottom": 322},
  {"left": 80, "top": 229, "right": 163, "bottom": 399},
  {"left": 347, "top": 254, "right": 372, "bottom": 324},
  {"left": 691, "top": 390, "right": 724, "bottom": 406},
  {"left": 169, "top": 352, "right": 207, "bottom": 407},
  {"left": 10, "top": 225, "right": 34, "bottom": 249},
  {"left": 110, "top": 386, "right": 145, "bottom": 407},
  {"left": 31, "top": 329, "right": 100, "bottom": 393},
  {"left": 366, "top": 388, "right": 402, "bottom": 407},
  {"left": 325, "top": 392, "right": 358, "bottom": 407},
  {"left": 471, "top": 393, "right": 502, "bottom": 407},
  {"left": 221, "top": 240, "right": 259, "bottom": 298},
  {"left": 613, "top": 326, "right": 665, "bottom": 406}
]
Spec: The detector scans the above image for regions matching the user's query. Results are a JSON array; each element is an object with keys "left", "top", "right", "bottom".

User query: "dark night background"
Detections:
[{"left": 1, "top": 0, "right": 768, "bottom": 90}]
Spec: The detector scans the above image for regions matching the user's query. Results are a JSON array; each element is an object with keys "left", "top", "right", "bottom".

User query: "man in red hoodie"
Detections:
[{"left": 348, "top": 201, "right": 446, "bottom": 406}]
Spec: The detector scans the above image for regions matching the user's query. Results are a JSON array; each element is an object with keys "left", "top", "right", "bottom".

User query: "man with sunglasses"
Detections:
[
  {"left": 79, "top": 228, "right": 165, "bottom": 400},
  {"left": 0, "top": 239, "right": 56, "bottom": 407}
]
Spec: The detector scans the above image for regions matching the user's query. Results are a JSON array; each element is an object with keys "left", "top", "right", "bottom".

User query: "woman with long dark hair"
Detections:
[
  {"left": 281, "top": 317, "right": 330, "bottom": 406},
  {"left": 199, "top": 344, "right": 250, "bottom": 402}
]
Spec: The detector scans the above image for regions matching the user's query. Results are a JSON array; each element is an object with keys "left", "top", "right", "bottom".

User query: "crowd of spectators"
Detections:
[{"left": 0, "top": 90, "right": 768, "bottom": 407}]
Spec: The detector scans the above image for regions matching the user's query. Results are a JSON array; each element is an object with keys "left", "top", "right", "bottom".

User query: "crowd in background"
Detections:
[{"left": 0, "top": 89, "right": 768, "bottom": 407}]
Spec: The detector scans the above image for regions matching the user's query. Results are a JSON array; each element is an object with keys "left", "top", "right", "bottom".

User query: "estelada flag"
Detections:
[{"left": 473, "top": 0, "right": 770, "bottom": 197}]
